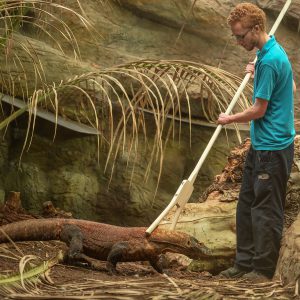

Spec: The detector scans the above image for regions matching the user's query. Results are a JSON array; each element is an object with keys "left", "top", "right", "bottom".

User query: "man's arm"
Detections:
[
  {"left": 293, "top": 80, "right": 296, "bottom": 93},
  {"left": 217, "top": 98, "right": 268, "bottom": 125}
]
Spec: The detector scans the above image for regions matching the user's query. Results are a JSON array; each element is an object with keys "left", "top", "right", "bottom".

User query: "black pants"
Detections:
[{"left": 235, "top": 142, "right": 294, "bottom": 278}]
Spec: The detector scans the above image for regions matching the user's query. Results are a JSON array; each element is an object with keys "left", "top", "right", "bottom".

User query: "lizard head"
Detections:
[
  {"left": 149, "top": 229, "right": 211, "bottom": 259},
  {"left": 183, "top": 235, "right": 211, "bottom": 258},
  {"left": 173, "top": 234, "right": 211, "bottom": 259}
]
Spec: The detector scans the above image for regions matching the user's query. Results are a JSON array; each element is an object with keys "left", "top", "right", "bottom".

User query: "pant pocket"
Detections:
[{"left": 254, "top": 152, "right": 273, "bottom": 200}]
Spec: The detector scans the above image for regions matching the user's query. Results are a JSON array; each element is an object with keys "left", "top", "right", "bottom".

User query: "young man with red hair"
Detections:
[{"left": 218, "top": 3, "right": 295, "bottom": 280}]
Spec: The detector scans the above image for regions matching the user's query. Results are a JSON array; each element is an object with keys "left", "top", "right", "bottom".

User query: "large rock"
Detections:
[
  {"left": 159, "top": 200, "right": 237, "bottom": 274},
  {"left": 275, "top": 136, "right": 300, "bottom": 284},
  {"left": 275, "top": 212, "right": 300, "bottom": 285},
  {"left": 257, "top": 0, "right": 300, "bottom": 20}
]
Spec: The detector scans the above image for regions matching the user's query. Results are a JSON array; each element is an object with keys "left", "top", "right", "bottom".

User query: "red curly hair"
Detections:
[{"left": 227, "top": 3, "right": 266, "bottom": 31}]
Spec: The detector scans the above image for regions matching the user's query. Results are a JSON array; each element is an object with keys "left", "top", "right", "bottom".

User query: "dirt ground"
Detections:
[{"left": 0, "top": 240, "right": 297, "bottom": 300}]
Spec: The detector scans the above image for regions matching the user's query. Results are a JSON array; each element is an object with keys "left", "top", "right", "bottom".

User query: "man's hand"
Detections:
[
  {"left": 246, "top": 61, "right": 255, "bottom": 78},
  {"left": 217, "top": 113, "right": 232, "bottom": 125}
]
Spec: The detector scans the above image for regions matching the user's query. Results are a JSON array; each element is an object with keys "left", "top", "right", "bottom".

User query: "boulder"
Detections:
[{"left": 275, "top": 212, "right": 300, "bottom": 285}]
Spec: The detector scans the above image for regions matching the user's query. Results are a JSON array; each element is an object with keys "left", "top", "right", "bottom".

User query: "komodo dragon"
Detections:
[{"left": 0, "top": 218, "right": 210, "bottom": 274}]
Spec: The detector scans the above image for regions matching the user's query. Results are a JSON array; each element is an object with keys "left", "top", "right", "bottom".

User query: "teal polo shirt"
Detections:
[{"left": 251, "top": 35, "right": 295, "bottom": 150}]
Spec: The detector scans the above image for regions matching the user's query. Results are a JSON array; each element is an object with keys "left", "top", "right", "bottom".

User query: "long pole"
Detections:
[{"left": 146, "top": 0, "right": 292, "bottom": 235}]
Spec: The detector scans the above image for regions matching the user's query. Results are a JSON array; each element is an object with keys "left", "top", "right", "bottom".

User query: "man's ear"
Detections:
[{"left": 253, "top": 24, "right": 260, "bottom": 33}]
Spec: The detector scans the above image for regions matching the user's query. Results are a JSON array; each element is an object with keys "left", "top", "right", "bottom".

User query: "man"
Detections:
[{"left": 218, "top": 3, "right": 295, "bottom": 280}]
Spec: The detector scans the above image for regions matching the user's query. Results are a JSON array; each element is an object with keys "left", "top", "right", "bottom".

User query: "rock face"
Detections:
[
  {"left": 257, "top": 0, "right": 300, "bottom": 20},
  {"left": 275, "top": 212, "right": 300, "bottom": 285},
  {"left": 1, "top": 1, "right": 299, "bottom": 103},
  {"left": 1, "top": 119, "right": 243, "bottom": 226},
  {"left": 159, "top": 200, "right": 237, "bottom": 274},
  {"left": 0, "top": 0, "right": 299, "bottom": 224},
  {"left": 275, "top": 136, "right": 300, "bottom": 284}
]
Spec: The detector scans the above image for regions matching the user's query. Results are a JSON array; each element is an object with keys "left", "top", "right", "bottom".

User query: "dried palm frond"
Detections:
[
  {"left": 0, "top": 0, "right": 94, "bottom": 53},
  {"left": 0, "top": 0, "right": 98, "bottom": 100},
  {"left": 0, "top": 239, "right": 63, "bottom": 295},
  {"left": 0, "top": 241, "right": 295, "bottom": 299},
  {"left": 0, "top": 251, "right": 63, "bottom": 286},
  {"left": 0, "top": 268, "right": 296, "bottom": 299},
  {"left": 0, "top": 59, "right": 252, "bottom": 200}
]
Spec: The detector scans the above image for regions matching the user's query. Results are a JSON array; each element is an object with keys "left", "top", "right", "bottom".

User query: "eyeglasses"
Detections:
[{"left": 232, "top": 27, "right": 253, "bottom": 41}]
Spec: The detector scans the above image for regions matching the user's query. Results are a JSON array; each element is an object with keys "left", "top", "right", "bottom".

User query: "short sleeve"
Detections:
[{"left": 255, "top": 64, "right": 277, "bottom": 101}]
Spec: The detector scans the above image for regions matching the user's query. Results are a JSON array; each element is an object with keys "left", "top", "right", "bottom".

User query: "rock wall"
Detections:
[
  {"left": 1, "top": 117, "right": 243, "bottom": 226},
  {"left": 69, "top": 0, "right": 300, "bottom": 115}
]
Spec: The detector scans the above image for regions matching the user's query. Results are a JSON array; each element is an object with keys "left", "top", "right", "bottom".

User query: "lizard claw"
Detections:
[
  {"left": 106, "top": 261, "right": 118, "bottom": 275},
  {"left": 68, "top": 250, "right": 82, "bottom": 260}
]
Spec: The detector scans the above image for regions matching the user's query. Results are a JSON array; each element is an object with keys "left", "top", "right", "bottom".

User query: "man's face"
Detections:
[{"left": 231, "top": 22, "right": 257, "bottom": 51}]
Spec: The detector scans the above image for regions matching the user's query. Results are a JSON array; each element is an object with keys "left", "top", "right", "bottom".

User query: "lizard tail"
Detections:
[{"left": 0, "top": 218, "right": 64, "bottom": 243}]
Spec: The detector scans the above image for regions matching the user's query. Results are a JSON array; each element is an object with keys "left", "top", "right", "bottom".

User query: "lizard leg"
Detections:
[
  {"left": 60, "top": 224, "right": 83, "bottom": 261},
  {"left": 75, "top": 253, "right": 107, "bottom": 271},
  {"left": 106, "top": 242, "right": 129, "bottom": 275},
  {"left": 60, "top": 225, "right": 106, "bottom": 271},
  {"left": 149, "top": 255, "right": 164, "bottom": 273}
]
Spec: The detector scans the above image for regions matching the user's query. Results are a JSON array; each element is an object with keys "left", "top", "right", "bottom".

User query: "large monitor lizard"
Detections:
[{"left": 0, "top": 218, "right": 210, "bottom": 274}]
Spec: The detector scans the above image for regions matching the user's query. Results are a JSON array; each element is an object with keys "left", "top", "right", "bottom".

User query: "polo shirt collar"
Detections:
[{"left": 256, "top": 35, "right": 276, "bottom": 59}]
